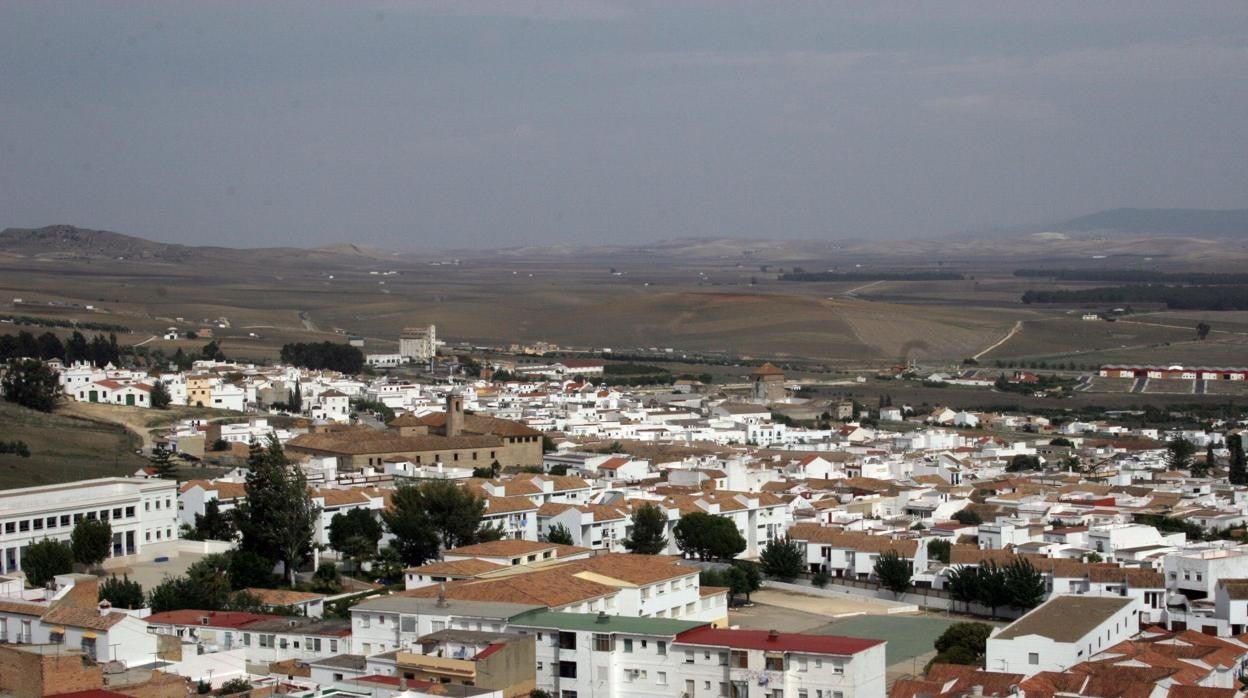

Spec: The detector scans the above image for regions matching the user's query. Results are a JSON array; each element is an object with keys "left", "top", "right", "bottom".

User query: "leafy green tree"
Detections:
[
  {"left": 71, "top": 518, "right": 113, "bottom": 568},
  {"left": 1007, "top": 454, "right": 1041, "bottom": 472},
  {"left": 202, "top": 340, "right": 226, "bottom": 362},
  {"left": 217, "top": 678, "right": 253, "bottom": 696},
  {"left": 311, "top": 563, "right": 343, "bottom": 593},
  {"left": 734, "top": 562, "right": 761, "bottom": 603},
  {"left": 673, "top": 512, "right": 745, "bottom": 561},
  {"left": 759, "top": 536, "right": 805, "bottom": 582},
  {"left": 371, "top": 545, "right": 405, "bottom": 585},
  {"left": 951, "top": 509, "right": 983, "bottom": 525},
  {"left": 227, "top": 549, "right": 277, "bottom": 590},
  {"left": 149, "top": 380, "right": 172, "bottom": 409},
  {"left": 233, "top": 439, "right": 320, "bottom": 585},
  {"left": 812, "top": 569, "right": 831, "bottom": 588},
  {"left": 382, "top": 480, "right": 486, "bottom": 566},
  {"left": 543, "top": 524, "right": 574, "bottom": 545},
  {"left": 474, "top": 522, "right": 507, "bottom": 543},
  {"left": 147, "top": 555, "right": 233, "bottom": 612},
  {"left": 21, "top": 539, "right": 73, "bottom": 587},
  {"left": 1167, "top": 436, "right": 1196, "bottom": 471},
  {"left": 1, "top": 358, "right": 61, "bottom": 412},
  {"left": 147, "top": 445, "right": 177, "bottom": 479},
  {"left": 1005, "top": 558, "right": 1046, "bottom": 612},
  {"left": 927, "top": 538, "right": 952, "bottom": 564},
  {"left": 189, "top": 500, "right": 237, "bottom": 541},
  {"left": 329, "top": 508, "right": 383, "bottom": 572},
  {"left": 944, "top": 565, "right": 980, "bottom": 613},
  {"left": 99, "top": 575, "right": 144, "bottom": 609},
  {"left": 289, "top": 382, "right": 302, "bottom": 412},
  {"left": 929, "top": 622, "right": 993, "bottom": 669},
  {"left": 975, "top": 561, "right": 1013, "bottom": 618},
  {"left": 623, "top": 503, "right": 669, "bottom": 555},
  {"left": 872, "top": 549, "right": 912, "bottom": 597}
]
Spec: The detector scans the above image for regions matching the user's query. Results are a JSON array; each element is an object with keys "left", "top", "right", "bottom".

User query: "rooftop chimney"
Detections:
[
  {"left": 436, "top": 582, "right": 449, "bottom": 608},
  {"left": 596, "top": 611, "right": 609, "bottom": 623},
  {"left": 767, "top": 629, "right": 779, "bottom": 641}
]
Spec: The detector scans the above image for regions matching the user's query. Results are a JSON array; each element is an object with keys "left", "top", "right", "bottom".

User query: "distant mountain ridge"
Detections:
[{"left": 1055, "top": 208, "right": 1248, "bottom": 237}]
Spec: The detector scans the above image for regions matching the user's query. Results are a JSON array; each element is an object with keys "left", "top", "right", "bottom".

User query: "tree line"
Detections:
[
  {"left": 1, "top": 314, "right": 130, "bottom": 332},
  {"left": 1021, "top": 285, "right": 1248, "bottom": 310},
  {"left": 1015, "top": 269, "right": 1248, "bottom": 285},
  {"left": 779, "top": 271, "right": 965, "bottom": 282},
  {"left": 0, "top": 330, "right": 121, "bottom": 365},
  {"left": 279, "top": 342, "right": 365, "bottom": 375}
]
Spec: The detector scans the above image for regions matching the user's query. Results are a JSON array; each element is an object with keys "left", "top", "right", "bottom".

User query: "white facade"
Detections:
[
  {"left": 0, "top": 478, "right": 179, "bottom": 575},
  {"left": 986, "top": 595, "right": 1141, "bottom": 677}
]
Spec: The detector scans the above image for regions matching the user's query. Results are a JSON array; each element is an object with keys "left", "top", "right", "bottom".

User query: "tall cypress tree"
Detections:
[{"left": 1229, "top": 434, "right": 1248, "bottom": 486}]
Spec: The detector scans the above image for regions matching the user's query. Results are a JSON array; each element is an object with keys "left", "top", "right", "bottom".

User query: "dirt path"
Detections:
[{"left": 972, "top": 320, "right": 1022, "bottom": 360}]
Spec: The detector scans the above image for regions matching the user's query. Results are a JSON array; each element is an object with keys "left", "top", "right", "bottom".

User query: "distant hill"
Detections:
[
  {"left": 0, "top": 224, "right": 196, "bottom": 261},
  {"left": 1055, "top": 208, "right": 1248, "bottom": 237}
]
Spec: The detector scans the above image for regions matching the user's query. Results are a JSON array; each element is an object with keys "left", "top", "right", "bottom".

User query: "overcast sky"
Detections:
[{"left": 2, "top": 2, "right": 1246, "bottom": 249}]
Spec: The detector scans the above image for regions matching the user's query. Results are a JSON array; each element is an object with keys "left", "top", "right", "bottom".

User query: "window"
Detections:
[
  {"left": 561, "top": 692, "right": 578, "bottom": 698},
  {"left": 361, "top": 616, "right": 370, "bottom": 629},
  {"left": 401, "top": 616, "right": 416, "bottom": 633},
  {"left": 593, "top": 634, "right": 612, "bottom": 652},
  {"left": 731, "top": 650, "right": 748, "bottom": 668},
  {"left": 113, "top": 508, "right": 122, "bottom": 519},
  {"left": 657, "top": 641, "right": 666, "bottom": 655},
  {"left": 46, "top": 517, "right": 57, "bottom": 529},
  {"left": 623, "top": 639, "right": 633, "bottom": 653},
  {"left": 3, "top": 522, "right": 12, "bottom": 534},
  {"left": 330, "top": 639, "right": 338, "bottom": 653},
  {"left": 559, "top": 632, "right": 576, "bottom": 650},
  {"left": 765, "top": 656, "right": 784, "bottom": 671},
  {"left": 558, "top": 661, "right": 578, "bottom": 679},
  {"left": 125, "top": 506, "right": 135, "bottom": 517},
  {"left": 832, "top": 661, "right": 844, "bottom": 675},
  {"left": 685, "top": 650, "right": 695, "bottom": 664},
  {"left": 18, "top": 521, "right": 29, "bottom": 532},
  {"left": 60, "top": 515, "right": 70, "bottom": 527},
  {"left": 32, "top": 519, "right": 42, "bottom": 530},
  {"left": 657, "top": 672, "right": 667, "bottom": 685},
  {"left": 1029, "top": 652, "right": 1039, "bottom": 665},
  {"left": 796, "top": 657, "right": 808, "bottom": 672}
]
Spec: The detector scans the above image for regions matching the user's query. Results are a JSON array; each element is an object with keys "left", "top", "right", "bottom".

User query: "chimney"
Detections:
[
  {"left": 446, "top": 393, "right": 464, "bottom": 437},
  {"left": 98, "top": 600, "right": 112, "bottom": 616},
  {"left": 596, "top": 611, "right": 609, "bottom": 623},
  {"left": 436, "top": 582, "right": 448, "bottom": 608},
  {"left": 767, "top": 629, "right": 779, "bottom": 641}
]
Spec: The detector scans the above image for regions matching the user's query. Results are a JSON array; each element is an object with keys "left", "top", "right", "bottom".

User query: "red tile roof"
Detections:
[
  {"left": 145, "top": 609, "right": 282, "bottom": 629},
  {"left": 675, "top": 627, "right": 882, "bottom": 656}
]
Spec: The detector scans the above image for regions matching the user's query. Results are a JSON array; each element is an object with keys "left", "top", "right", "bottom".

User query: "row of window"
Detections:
[{"left": 3, "top": 506, "right": 138, "bottom": 536}]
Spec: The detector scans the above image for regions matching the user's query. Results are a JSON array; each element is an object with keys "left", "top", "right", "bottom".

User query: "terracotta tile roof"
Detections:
[
  {"left": 179, "top": 479, "right": 247, "bottom": 499},
  {"left": 286, "top": 431, "right": 502, "bottom": 455},
  {"left": 0, "top": 599, "right": 46, "bottom": 616},
  {"left": 243, "top": 588, "right": 326, "bottom": 606},
  {"left": 675, "top": 626, "right": 880, "bottom": 656},
  {"left": 413, "top": 412, "right": 542, "bottom": 438},
  {"left": 402, "top": 567, "right": 615, "bottom": 608},
  {"left": 483, "top": 495, "right": 539, "bottom": 514},
  {"left": 42, "top": 605, "right": 131, "bottom": 631},
  {"left": 404, "top": 558, "right": 508, "bottom": 576},
  {"left": 568, "top": 554, "right": 694, "bottom": 586},
  {"left": 598, "top": 457, "right": 632, "bottom": 471},
  {"left": 1089, "top": 566, "right": 1164, "bottom": 588},
  {"left": 787, "top": 524, "right": 919, "bottom": 557},
  {"left": 313, "top": 487, "right": 374, "bottom": 507},
  {"left": 446, "top": 539, "right": 556, "bottom": 557},
  {"left": 145, "top": 609, "right": 281, "bottom": 628}
]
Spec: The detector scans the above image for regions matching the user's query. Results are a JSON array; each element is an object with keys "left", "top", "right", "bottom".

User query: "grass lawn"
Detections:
[{"left": 0, "top": 400, "right": 148, "bottom": 489}]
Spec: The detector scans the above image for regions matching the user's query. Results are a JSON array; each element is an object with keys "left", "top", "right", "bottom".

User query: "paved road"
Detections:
[{"left": 1131, "top": 376, "right": 1149, "bottom": 393}]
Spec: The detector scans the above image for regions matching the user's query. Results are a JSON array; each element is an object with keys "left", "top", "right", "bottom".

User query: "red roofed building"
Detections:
[{"left": 673, "top": 626, "right": 886, "bottom": 697}]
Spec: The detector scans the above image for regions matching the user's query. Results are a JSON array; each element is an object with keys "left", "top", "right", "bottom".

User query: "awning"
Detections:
[{"left": 82, "top": 631, "right": 98, "bottom": 640}]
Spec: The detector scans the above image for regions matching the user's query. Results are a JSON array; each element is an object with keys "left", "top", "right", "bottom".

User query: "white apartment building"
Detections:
[
  {"left": 400, "top": 325, "right": 438, "bottom": 362},
  {"left": 349, "top": 596, "right": 543, "bottom": 656},
  {"left": 0, "top": 477, "right": 179, "bottom": 575},
  {"left": 986, "top": 595, "right": 1141, "bottom": 677},
  {"left": 1163, "top": 545, "right": 1248, "bottom": 599}
]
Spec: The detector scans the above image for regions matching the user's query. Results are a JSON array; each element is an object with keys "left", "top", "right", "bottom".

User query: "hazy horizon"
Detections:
[{"left": 2, "top": 2, "right": 1247, "bottom": 249}]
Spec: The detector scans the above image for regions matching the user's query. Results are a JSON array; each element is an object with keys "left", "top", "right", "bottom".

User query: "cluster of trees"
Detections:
[
  {"left": 1021, "top": 285, "right": 1248, "bottom": 310},
  {"left": 1, "top": 315, "right": 129, "bottom": 332},
  {"left": 382, "top": 479, "right": 506, "bottom": 568},
  {"left": 993, "top": 373, "right": 1077, "bottom": 394},
  {"left": 0, "top": 440, "right": 31, "bottom": 457},
  {"left": 1167, "top": 436, "right": 1203, "bottom": 475},
  {"left": 19, "top": 518, "right": 115, "bottom": 587},
  {"left": 779, "top": 271, "right": 965, "bottom": 282},
  {"left": 146, "top": 552, "right": 276, "bottom": 614},
  {"left": 279, "top": 342, "right": 365, "bottom": 374},
  {"left": 2, "top": 358, "right": 61, "bottom": 411},
  {"left": 1014, "top": 269, "right": 1248, "bottom": 285},
  {"left": 543, "top": 524, "right": 574, "bottom": 545},
  {"left": 944, "top": 559, "right": 1046, "bottom": 617},
  {"left": 0, "top": 330, "right": 122, "bottom": 366},
  {"left": 1006, "top": 454, "right": 1041, "bottom": 472}
]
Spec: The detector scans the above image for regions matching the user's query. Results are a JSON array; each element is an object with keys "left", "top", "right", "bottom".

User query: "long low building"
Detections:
[
  {"left": 0, "top": 477, "right": 180, "bottom": 575},
  {"left": 1099, "top": 365, "right": 1248, "bottom": 381}
]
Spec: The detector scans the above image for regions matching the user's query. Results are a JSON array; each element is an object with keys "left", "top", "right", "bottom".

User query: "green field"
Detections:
[{"left": 0, "top": 401, "right": 148, "bottom": 489}]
